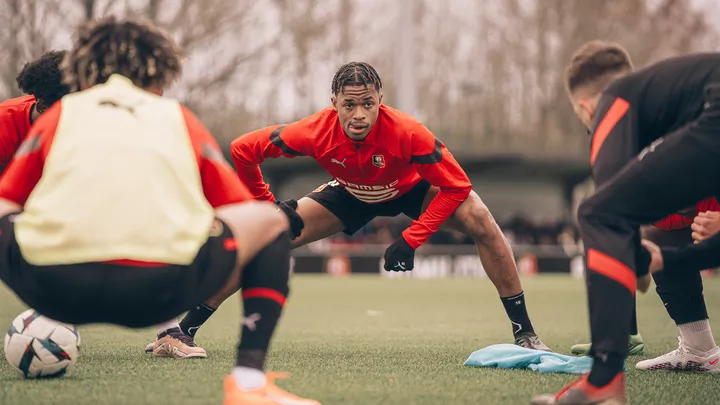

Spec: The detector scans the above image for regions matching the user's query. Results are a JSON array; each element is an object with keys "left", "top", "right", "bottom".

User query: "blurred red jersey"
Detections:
[
  {"left": 653, "top": 197, "right": 720, "bottom": 230},
  {"left": 231, "top": 105, "right": 472, "bottom": 248},
  {"left": 0, "top": 95, "right": 35, "bottom": 172},
  {"left": 0, "top": 75, "right": 252, "bottom": 266}
]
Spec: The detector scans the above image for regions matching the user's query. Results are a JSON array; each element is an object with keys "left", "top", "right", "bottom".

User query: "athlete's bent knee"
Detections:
[
  {"left": 459, "top": 193, "right": 497, "bottom": 242},
  {"left": 577, "top": 196, "right": 609, "bottom": 227},
  {"left": 217, "top": 201, "right": 289, "bottom": 240},
  {"left": 252, "top": 203, "right": 290, "bottom": 239}
]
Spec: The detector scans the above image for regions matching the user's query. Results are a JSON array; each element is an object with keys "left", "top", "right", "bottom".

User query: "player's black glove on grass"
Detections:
[
  {"left": 274, "top": 199, "right": 304, "bottom": 239},
  {"left": 383, "top": 237, "right": 415, "bottom": 271}
]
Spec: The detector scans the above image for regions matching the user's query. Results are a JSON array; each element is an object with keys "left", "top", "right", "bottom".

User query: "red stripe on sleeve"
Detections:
[
  {"left": 242, "top": 287, "right": 287, "bottom": 307},
  {"left": 590, "top": 98, "right": 630, "bottom": 166}
]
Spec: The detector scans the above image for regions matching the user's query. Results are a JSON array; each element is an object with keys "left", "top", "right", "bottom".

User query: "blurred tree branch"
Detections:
[{"left": 0, "top": 0, "right": 716, "bottom": 157}]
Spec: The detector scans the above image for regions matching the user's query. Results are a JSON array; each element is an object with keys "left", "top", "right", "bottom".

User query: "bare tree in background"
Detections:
[
  {"left": 0, "top": 0, "right": 273, "bottom": 143},
  {"left": 540, "top": 0, "right": 713, "bottom": 153},
  {"left": 0, "top": 0, "right": 70, "bottom": 99},
  {"left": 415, "top": 0, "right": 715, "bottom": 158},
  {"left": 271, "top": 0, "right": 334, "bottom": 117},
  {"left": 0, "top": 0, "right": 717, "bottom": 153}
]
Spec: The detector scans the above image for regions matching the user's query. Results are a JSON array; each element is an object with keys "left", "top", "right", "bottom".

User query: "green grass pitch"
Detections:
[{"left": 1, "top": 275, "right": 718, "bottom": 405}]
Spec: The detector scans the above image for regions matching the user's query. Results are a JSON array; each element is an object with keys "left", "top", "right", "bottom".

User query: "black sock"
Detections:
[
  {"left": 500, "top": 291, "right": 534, "bottom": 335},
  {"left": 630, "top": 300, "right": 638, "bottom": 336},
  {"left": 236, "top": 232, "right": 291, "bottom": 371},
  {"left": 587, "top": 352, "right": 624, "bottom": 387},
  {"left": 179, "top": 303, "right": 216, "bottom": 338}
]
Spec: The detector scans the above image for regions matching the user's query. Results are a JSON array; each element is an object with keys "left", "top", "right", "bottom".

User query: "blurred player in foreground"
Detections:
[
  {"left": 0, "top": 50, "right": 69, "bottom": 173},
  {"left": 532, "top": 43, "right": 720, "bottom": 405},
  {"left": 563, "top": 49, "right": 720, "bottom": 361},
  {"left": 0, "top": 17, "right": 319, "bottom": 405},
  {"left": 563, "top": 43, "right": 720, "bottom": 372}
]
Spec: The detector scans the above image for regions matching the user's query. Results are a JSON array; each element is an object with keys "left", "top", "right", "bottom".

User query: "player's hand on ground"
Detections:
[
  {"left": 641, "top": 239, "right": 664, "bottom": 274},
  {"left": 691, "top": 211, "right": 720, "bottom": 243},
  {"left": 383, "top": 237, "right": 416, "bottom": 272},
  {"left": 274, "top": 199, "right": 304, "bottom": 239}
]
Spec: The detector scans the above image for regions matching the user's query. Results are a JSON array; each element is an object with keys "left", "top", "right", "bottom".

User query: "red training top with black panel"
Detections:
[{"left": 231, "top": 104, "right": 472, "bottom": 248}]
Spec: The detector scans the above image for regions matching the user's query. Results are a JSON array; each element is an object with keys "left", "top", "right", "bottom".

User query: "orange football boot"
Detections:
[
  {"left": 223, "top": 372, "right": 321, "bottom": 405},
  {"left": 531, "top": 373, "right": 626, "bottom": 405}
]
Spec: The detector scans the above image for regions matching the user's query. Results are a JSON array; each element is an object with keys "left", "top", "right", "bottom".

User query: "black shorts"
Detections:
[
  {"left": 0, "top": 215, "right": 237, "bottom": 328},
  {"left": 307, "top": 179, "right": 432, "bottom": 235}
]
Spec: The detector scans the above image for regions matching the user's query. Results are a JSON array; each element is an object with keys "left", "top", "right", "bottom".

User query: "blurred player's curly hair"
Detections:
[
  {"left": 565, "top": 41, "right": 633, "bottom": 95},
  {"left": 62, "top": 16, "right": 183, "bottom": 92},
  {"left": 332, "top": 62, "right": 382, "bottom": 95},
  {"left": 16, "top": 50, "right": 69, "bottom": 113}
]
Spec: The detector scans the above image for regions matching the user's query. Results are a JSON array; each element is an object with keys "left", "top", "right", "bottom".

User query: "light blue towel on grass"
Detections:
[{"left": 464, "top": 344, "right": 612, "bottom": 374}]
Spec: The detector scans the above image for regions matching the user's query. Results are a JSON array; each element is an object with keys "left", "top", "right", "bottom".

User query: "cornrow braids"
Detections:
[
  {"left": 62, "top": 16, "right": 183, "bottom": 93},
  {"left": 331, "top": 62, "right": 382, "bottom": 95}
]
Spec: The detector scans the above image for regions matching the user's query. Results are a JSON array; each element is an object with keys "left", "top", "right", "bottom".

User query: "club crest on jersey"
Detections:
[{"left": 372, "top": 155, "right": 385, "bottom": 168}]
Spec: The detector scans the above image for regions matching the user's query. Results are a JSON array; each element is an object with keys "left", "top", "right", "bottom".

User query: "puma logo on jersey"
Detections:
[
  {"left": 99, "top": 99, "right": 137, "bottom": 115},
  {"left": 331, "top": 158, "right": 347, "bottom": 168}
]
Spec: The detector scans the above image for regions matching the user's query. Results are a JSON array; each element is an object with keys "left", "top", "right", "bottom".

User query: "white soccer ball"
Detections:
[{"left": 3, "top": 309, "right": 81, "bottom": 378}]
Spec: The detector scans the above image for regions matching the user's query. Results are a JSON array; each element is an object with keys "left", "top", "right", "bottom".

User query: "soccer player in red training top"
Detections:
[
  {"left": 227, "top": 61, "right": 551, "bottom": 351},
  {"left": 0, "top": 50, "right": 69, "bottom": 173},
  {"left": 0, "top": 17, "right": 319, "bottom": 405},
  {"left": 532, "top": 43, "right": 720, "bottom": 405}
]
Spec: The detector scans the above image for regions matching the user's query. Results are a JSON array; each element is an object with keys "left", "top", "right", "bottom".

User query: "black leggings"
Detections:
[
  {"left": 577, "top": 90, "right": 720, "bottom": 361},
  {"left": 643, "top": 226, "right": 709, "bottom": 325}
]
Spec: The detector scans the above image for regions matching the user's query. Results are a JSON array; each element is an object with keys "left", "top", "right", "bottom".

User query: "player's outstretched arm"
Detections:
[
  {"left": 0, "top": 102, "right": 60, "bottom": 210},
  {"left": 230, "top": 124, "right": 311, "bottom": 202},
  {"left": 403, "top": 129, "right": 472, "bottom": 249},
  {"left": 382, "top": 126, "right": 471, "bottom": 272},
  {"left": 0, "top": 108, "right": 24, "bottom": 173}
]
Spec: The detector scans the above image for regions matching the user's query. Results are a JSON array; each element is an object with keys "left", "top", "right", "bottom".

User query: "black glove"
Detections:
[
  {"left": 274, "top": 199, "right": 304, "bottom": 239},
  {"left": 383, "top": 237, "right": 416, "bottom": 271}
]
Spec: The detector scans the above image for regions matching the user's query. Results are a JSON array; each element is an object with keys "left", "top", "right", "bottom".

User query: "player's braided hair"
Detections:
[
  {"left": 16, "top": 50, "right": 70, "bottom": 113},
  {"left": 62, "top": 16, "right": 183, "bottom": 93},
  {"left": 331, "top": 62, "right": 382, "bottom": 95}
]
